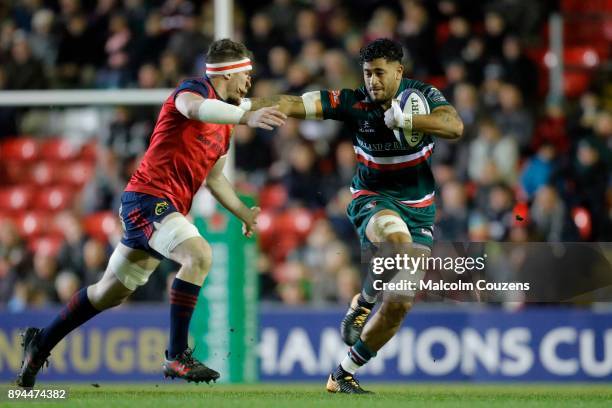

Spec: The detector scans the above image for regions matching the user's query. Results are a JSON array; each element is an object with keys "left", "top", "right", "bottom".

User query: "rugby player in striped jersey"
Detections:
[{"left": 244, "top": 38, "right": 463, "bottom": 393}]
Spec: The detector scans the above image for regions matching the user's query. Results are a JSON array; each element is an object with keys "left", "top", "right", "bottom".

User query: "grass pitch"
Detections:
[{"left": 2, "top": 383, "right": 612, "bottom": 407}]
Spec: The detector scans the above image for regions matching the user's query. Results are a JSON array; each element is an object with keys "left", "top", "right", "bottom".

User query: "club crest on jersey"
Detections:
[
  {"left": 406, "top": 133, "right": 424, "bottom": 147},
  {"left": 155, "top": 201, "right": 169, "bottom": 216}
]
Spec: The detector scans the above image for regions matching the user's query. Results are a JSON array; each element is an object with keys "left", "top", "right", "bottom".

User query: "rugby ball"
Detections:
[{"left": 393, "top": 89, "right": 430, "bottom": 147}]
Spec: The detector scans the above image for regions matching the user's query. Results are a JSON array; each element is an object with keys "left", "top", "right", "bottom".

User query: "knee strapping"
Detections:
[{"left": 372, "top": 215, "right": 411, "bottom": 241}]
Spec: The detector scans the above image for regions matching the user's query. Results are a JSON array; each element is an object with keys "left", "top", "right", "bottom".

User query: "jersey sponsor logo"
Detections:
[
  {"left": 329, "top": 90, "right": 341, "bottom": 108},
  {"left": 196, "top": 133, "right": 226, "bottom": 156},
  {"left": 354, "top": 143, "right": 435, "bottom": 170},
  {"left": 358, "top": 120, "right": 376, "bottom": 133},
  {"left": 155, "top": 201, "right": 169, "bottom": 216},
  {"left": 356, "top": 139, "right": 403, "bottom": 152}
]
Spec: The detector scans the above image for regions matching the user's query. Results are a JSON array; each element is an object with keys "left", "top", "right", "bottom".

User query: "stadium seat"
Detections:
[
  {"left": 29, "top": 161, "right": 59, "bottom": 186},
  {"left": 276, "top": 208, "right": 315, "bottom": 240},
  {"left": 79, "top": 141, "right": 98, "bottom": 162},
  {"left": 40, "top": 138, "right": 81, "bottom": 161},
  {"left": 28, "top": 234, "right": 64, "bottom": 256},
  {"left": 0, "top": 137, "right": 39, "bottom": 162},
  {"left": 255, "top": 209, "right": 276, "bottom": 252},
  {"left": 0, "top": 186, "right": 34, "bottom": 212},
  {"left": 60, "top": 161, "right": 95, "bottom": 187},
  {"left": 563, "top": 46, "right": 603, "bottom": 69},
  {"left": 571, "top": 207, "right": 592, "bottom": 240},
  {"left": 32, "top": 187, "right": 74, "bottom": 211},
  {"left": 1, "top": 161, "right": 31, "bottom": 184},
  {"left": 563, "top": 71, "right": 591, "bottom": 98},
  {"left": 561, "top": 0, "right": 612, "bottom": 13},
  {"left": 512, "top": 202, "right": 530, "bottom": 227},
  {"left": 82, "top": 211, "right": 120, "bottom": 242},
  {"left": 14, "top": 211, "right": 48, "bottom": 237},
  {"left": 436, "top": 22, "right": 450, "bottom": 46},
  {"left": 425, "top": 76, "right": 447, "bottom": 91},
  {"left": 258, "top": 184, "right": 288, "bottom": 210}
]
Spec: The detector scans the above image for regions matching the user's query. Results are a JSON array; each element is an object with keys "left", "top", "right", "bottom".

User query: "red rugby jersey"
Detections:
[{"left": 125, "top": 77, "right": 233, "bottom": 214}]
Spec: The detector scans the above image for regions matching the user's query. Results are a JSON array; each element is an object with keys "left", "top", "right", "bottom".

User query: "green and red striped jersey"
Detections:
[{"left": 319, "top": 78, "right": 449, "bottom": 207}]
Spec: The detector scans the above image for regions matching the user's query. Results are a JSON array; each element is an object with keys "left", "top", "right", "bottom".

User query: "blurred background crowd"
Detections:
[{"left": 0, "top": 0, "right": 610, "bottom": 309}]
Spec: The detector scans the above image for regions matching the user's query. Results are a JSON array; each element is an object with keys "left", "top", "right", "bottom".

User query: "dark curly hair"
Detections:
[
  {"left": 207, "top": 38, "right": 251, "bottom": 63},
  {"left": 359, "top": 38, "right": 404, "bottom": 65}
]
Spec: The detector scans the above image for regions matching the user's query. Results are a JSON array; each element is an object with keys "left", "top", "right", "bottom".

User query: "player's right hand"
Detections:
[
  {"left": 242, "top": 206, "right": 261, "bottom": 238},
  {"left": 242, "top": 105, "right": 287, "bottom": 130}
]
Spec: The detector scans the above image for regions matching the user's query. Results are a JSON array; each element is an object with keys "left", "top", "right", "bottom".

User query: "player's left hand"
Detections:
[{"left": 242, "top": 206, "right": 261, "bottom": 238}]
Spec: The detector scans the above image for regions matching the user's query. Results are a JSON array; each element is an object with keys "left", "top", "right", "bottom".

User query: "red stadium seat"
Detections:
[
  {"left": 79, "top": 141, "right": 98, "bottom": 162},
  {"left": 425, "top": 76, "right": 447, "bottom": 91},
  {"left": 82, "top": 211, "right": 120, "bottom": 242},
  {"left": 255, "top": 209, "right": 276, "bottom": 251},
  {"left": 0, "top": 186, "right": 34, "bottom": 212},
  {"left": 564, "top": 71, "right": 591, "bottom": 98},
  {"left": 563, "top": 46, "right": 603, "bottom": 69},
  {"left": 276, "top": 208, "right": 315, "bottom": 240},
  {"left": 572, "top": 207, "right": 592, "bottom": 240},
  {"left": 258, "top": 184, "right": 288, "bottom": 210},
  {"left": 1, "top": 161, "right": 31, "bottom": 184},
  {"left": 33, "top": 187, "right": 74, "bottom": 211},
  {"left": 512, "top": 202, "right": 530, "bottom": 227},
  {"left": 28, "top": 234, "right": 64, "bottom": 256},
  {"left": 60, "top": 161, "right": 95, "bottom": 187},
  {"left": 39, "top": 138, "right": 80, "bottom": 161},
  {"left": 0, "top": 137, "right": 39, "bottom": 162},
  {"left": 562, "top": 0, "right": 612, "bottom": 13},
  {"left": 436, "top": 22, "right": 450, "bottom": 46},
  {"left": 14, "top": 211, "right": 48, "bottom": 237},
  {"left": 29, "top": 161, "right": 60, "bottom": 186}
]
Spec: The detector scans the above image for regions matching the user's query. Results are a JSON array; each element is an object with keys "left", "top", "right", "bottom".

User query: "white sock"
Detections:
[{"left": 340, "top": 353, "right": 361, "bottom": 375}]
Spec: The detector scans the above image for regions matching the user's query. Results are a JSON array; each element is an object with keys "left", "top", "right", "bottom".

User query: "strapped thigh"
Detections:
[{"left": 147, "top": 214, "right": 200, "bottom": 259}]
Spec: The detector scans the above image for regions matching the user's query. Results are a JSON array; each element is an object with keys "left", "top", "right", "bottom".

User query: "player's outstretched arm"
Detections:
[
  {"left": 175, "top": 92, "right": 286, "bottom": 130},
  {"left": 205, "top": 155, "right": 259, "bottom": 237},
  {"left": 385, "top": 101, "right": 464, "bottom": 140},
  {"left": 242, "top": 92, "right": 324, "bottom": 120},
  {"left": 412, "top": 105, "right": 464, "bottom": 140}
]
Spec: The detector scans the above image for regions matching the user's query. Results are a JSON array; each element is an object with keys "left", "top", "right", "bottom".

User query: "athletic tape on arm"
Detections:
[
  {"left": 301, "top": 91, "right": 320, "bottom": 119},
  {"left": 239, "top": 98, "right": 252, "bottom": 111},
  {"left": 196, "top": 99, "right": 246, "bottom": 124}
]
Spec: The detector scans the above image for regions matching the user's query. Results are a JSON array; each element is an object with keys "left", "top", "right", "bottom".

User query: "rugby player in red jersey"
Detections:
[{"left": 16, "top": 39, "right": 286, "bottom": 387}]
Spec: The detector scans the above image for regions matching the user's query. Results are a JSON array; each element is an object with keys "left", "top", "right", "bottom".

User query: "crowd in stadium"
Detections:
[{"left": 0, "top": 0, "right": 610, "bottom": 308}]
